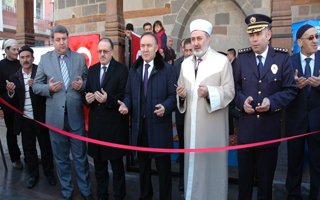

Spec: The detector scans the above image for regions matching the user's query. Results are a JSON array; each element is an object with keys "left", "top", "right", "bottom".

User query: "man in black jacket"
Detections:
[
  {"left": 6, "top": 45, "right": 55, "bottom": 189},
  {"left": 0, "top": 39, "right": 23, "bottom": 169}
]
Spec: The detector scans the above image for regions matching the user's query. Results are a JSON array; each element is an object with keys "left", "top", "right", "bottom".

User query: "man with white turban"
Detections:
[{"left": 176, "top": 19, "right": 234, "bottom": 200}]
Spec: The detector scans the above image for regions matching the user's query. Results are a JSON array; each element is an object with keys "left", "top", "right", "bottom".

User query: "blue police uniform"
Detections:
[{"left": 233, "top": 13, "right": 297, "bottom": 200}]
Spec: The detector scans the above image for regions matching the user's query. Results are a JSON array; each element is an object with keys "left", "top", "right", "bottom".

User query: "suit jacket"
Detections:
[
  {"left": 123, "top": 52, "right": 176, "bottom": 155},
  {"left": 33, "top": 49, "right": 88, "bottom": 131},
  {"left": 86, "top": 59, "right": 129, "bottom": 160},
  {"left": 9, "top": 65, "right": 47, "bottom": 135},
  {"left": 285, "top": 50, "right": 320, "bottom": 140},
  {"left": 234, "top": 46, "right": 296, "bottom": 145},
  {"left": 173, "top": 56, "right": 185, "bottom": 126}
]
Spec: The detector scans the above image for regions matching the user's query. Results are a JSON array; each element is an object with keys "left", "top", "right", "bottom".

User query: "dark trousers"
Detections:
[
  {"left": 176, "top": 123, "right": 184, "bottom": 182},
  {"left": 238, "top": 146, "right": 278, "bottom": 200},
  {"left": 286, "top": 136, "right": 320, "bottom": 200},
  {"left": 138, "top": 120, "right": 172, "bottom": 200},
  {"left": 94, "top": 158, "right": 126, "bottom": 200},
  {"left": 21, "top": 117, "right": 54, "bottom": 178},
  {"left": 3, "top": 108, "right": 21, "bottom": 162}
]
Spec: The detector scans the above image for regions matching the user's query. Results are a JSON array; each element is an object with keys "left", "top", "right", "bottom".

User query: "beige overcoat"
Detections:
[{"left": 177, "top": 47, "right": 235, "bottom": 200}]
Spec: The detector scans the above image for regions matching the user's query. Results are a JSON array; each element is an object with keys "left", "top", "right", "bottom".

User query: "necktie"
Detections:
[
  {"left": 100, "top": 65, "right": 107, "bottom": 85},
  {"left": 59, "top": 55, "right": 69, "bottom": 89},
  {"left": 144, "top": 63, "right": 150, "bottom": 97},
  {"left": 257, "top": 55, "right": 263, "bottom": 77},
  {"left": 304, "top": 57, "right": 312, "bottom": 78},
  {"left": 195, "top": 58, "right": 202, "bottom": 78}
]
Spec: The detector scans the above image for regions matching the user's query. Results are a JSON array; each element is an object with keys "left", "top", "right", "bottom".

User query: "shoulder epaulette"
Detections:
[
  {"left": 273, "top": 47, "right": 289, "bottom": 53},
  {"left": 238, "top": 47, "right": 252, "bottom": 54}
]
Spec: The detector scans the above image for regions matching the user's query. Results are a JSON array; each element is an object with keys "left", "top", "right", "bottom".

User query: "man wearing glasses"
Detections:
[{"left": 285, "top": 24, "right": 320, "bottom": 200}]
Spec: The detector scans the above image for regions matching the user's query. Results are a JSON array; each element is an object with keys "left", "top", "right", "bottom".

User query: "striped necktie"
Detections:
[
  {"left": 100, "top": 65, "right": 107, "bottom": 86},
  {"left": 59, "top": 55, "right": 70, "bottom": 89}
]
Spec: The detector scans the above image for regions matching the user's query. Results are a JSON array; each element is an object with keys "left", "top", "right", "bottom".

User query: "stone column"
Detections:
[
  {"left": 271, "top": 0, "right": 292, "bottom": 53},
  {"left": 105, "top": 0, "right": 125, "bottom": 63},
  {"left": 16, "top": 0, "right": 35, "bottom": 46}
]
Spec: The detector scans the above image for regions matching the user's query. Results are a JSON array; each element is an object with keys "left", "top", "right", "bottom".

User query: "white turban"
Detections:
[
  {"left": 190, "top": 19, "right": 213, "bottom": 35},
  {"left": 3, "top": 39, "right": 18, "bottom": 50}
]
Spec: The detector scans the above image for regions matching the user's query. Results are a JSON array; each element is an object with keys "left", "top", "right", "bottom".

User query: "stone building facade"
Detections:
[{"left": 54, "top": 0, "right": 320, "bottom": 55}]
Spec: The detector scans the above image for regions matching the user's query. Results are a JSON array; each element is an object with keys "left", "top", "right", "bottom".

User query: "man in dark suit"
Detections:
[
  {"left": 0, "top": 39, "right": 23, "bottom": 169},
  {"left": 118, "top": 32, "right": 176, "bottom": 200},
  {"left": 285, "top": 24, "right": 320, "bottom": 200},
  {"left": 173, "top": 37, "right": 192, "bottom": 191},
  {"left": 164, "top": 36, "right": 177, "bottom": 65},
  {"left": 6, "top": 45, "right": 55, "bottom": 189},
  {"left": 33, "top": 25, "right": 92, "bottom": 200},
  {"left": 233, "top": 14, "right": 297, "bottom": 200},
  {"left": 85, "top": 38, "right": 129, "bottom": 200}
]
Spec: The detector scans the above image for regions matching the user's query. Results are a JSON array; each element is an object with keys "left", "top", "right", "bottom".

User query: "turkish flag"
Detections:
[
  {"left": 131, "top": 32, "right": 141, "bottom": 64},
  {"left": 69, "top": 34, "right": 100, "bottom": 133},
  {"left": 69, "top": 34, "right": 100, "bottom": 68}
]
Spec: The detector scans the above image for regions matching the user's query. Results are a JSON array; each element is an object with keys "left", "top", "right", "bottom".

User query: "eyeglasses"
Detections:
[
  {"left": 301, "top": 34, "right": 319, "bottom": 41},
  {"left": 98, "top": 50, "right": 112, "bottom": 54}
]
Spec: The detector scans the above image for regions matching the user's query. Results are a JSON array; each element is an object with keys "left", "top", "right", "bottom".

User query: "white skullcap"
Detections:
[
  {"left": 3, "top": 39, "right": 18, "bottom": 50},
  {"left": 190, "top": 19, "right": 213, "bottom": 35}
]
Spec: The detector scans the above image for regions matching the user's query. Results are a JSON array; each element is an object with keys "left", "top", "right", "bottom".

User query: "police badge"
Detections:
[{"left": 271, "top": 64, "right": 278, "bottom": 74}]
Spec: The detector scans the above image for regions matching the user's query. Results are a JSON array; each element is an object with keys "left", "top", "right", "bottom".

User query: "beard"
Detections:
[{"left": 193, "top": 43, "right": 209, "bottom": 58}]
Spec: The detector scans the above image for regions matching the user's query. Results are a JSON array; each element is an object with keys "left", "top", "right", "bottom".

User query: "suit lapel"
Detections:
[
  {"left": 313, "top": 51, "right": 320, "bottom": 77},
  {"left": 294, "top": 54, "right": 304, "bottom": 77},
  {"left": 101, "top": 60, "right": 114, "bottom": 87},
  {"left": 260, "top": 47, "right": 274, "bottom": 79},
  {"left": 248, "top": 52, "right": 259, "bottom": 78},
  {"left": 51, "top": 52, "right": 63, "bottom": 82}
]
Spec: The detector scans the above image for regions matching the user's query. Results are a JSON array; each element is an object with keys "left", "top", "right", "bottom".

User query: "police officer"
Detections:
[{"left": 233, "top": 14, "right": 297, "bottom": 200}]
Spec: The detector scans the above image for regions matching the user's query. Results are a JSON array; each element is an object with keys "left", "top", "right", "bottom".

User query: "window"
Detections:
[
  {"left": 34, "top": 0, "right": 44, "bottom": 19},
  {"left": 3, "top": 0, "right": 16, "bottom": 13}
]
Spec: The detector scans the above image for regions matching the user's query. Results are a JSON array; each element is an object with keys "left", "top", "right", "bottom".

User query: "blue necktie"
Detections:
[
  {"left": 304, "top": 57, "right": 312, "bottom": 78},
  {"left": 257, "top": 55, "right": 263, "bottom": 77},
  {"left": 144, "top": 64, "right": 150, "bottom": 97},
  {"left": 59, "top": 55, "right": 69, "bottom": 88}
]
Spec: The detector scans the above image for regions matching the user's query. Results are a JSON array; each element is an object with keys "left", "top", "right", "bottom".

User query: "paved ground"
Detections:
[{"left": 0, "top": 111, "right": 312, "bottom": 200}]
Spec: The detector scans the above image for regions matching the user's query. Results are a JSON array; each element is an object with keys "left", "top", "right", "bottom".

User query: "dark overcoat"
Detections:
[
  {"left": 86, "top": 58, "right": 129, "bottom": 160},
  {"left": 123, "top": 52, "right": 176, "bottom": 155}
]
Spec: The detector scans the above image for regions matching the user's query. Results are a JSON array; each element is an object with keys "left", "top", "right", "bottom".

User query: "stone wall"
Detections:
[
  {"left": 124, "top": 0, "right": 271, "bottom": 54},
  {"left": 291, "top": 3, "right": 320, "bottom": 23}
]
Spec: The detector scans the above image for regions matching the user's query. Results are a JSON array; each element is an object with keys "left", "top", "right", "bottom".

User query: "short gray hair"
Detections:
[{"left": 51, "top": 25, "right": 69, "bottom": 39}]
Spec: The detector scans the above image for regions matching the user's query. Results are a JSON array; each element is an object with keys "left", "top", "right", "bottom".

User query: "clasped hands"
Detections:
[
  {"left": 85, "top": 88, "right": 107, "bottom": 104},
  {"left": 176, "top": 84, "right": 208, "bottom": 99},
  {"left": 117, "top": 100, "right": 166, "bottom": 117},
  {"left": 294, "top": 69, "right": 320, "bottom": 89},
  {"left": 243, "top": 96, "right": 270, "bottom": 114},
  {"left": 49, "top": 76, "right": 83, "bottom": 93}
]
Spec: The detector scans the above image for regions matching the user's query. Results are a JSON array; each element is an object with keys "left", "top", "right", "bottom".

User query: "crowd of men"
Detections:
[{"left": 0, "top": 12, "right": 319, "bottom": 200}]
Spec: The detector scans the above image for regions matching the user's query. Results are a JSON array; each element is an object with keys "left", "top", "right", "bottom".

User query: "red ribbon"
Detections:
[{"left": 1, "top": 97, "right": 319, "bottom": 153}]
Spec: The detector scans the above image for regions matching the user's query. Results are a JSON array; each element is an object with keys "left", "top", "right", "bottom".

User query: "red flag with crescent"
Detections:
[
  {"left": 69, "top": 34, "right": 100, "bottom": 132},
  {"left": 69, "top": 34, "right": 100, "bottom": 68},
  {"left": 131, "top": 32, "right": 141, "bottom": 63}
]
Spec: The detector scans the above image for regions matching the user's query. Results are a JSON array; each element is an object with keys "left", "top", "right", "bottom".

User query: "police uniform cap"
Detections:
[{"left": 245, "top": 14, "right": 272, "bottom": 34}]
